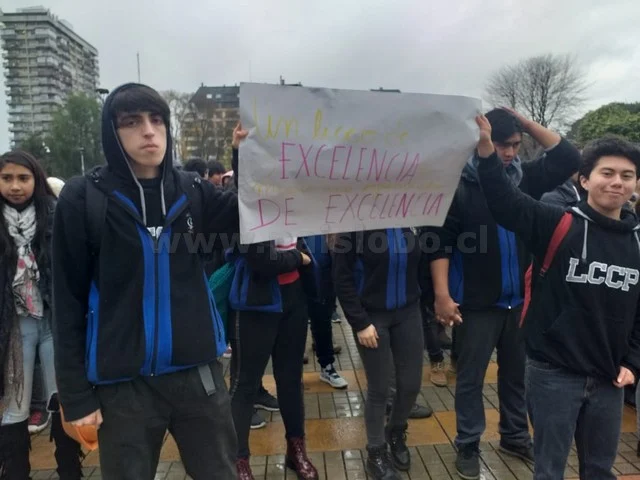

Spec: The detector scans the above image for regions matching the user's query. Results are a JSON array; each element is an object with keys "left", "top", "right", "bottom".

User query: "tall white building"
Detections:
[{"left": 0, "top": 7, "right": 99, "bottom": 146}]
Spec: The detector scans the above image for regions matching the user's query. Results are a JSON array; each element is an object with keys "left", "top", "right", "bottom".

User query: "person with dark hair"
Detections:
[
  {"left": 207, "top": 160, "right": 226, "bottom": 186},
  {"left": 477, "top": 129, "right": 640, "bottom": 479},
  {"left": 333, "top": 228, "right": 425, "bottom": 480},
  {"left": 183, "top": 158, "right": 208, "bottom": 178},
  {"left": 428, "top": 108, "right": 582, "bottom": 479},
  {"left": 52, "top": 83, "right": 240, "bottom": 479},
  {"left": 0, "top": 151, "right": 83, "bottom": 479},
  {"left": 229, "top": 228, "right": 319, "bottom": 478}
]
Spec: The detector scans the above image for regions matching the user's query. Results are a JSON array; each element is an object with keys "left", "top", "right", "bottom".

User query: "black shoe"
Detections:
[
  {"left": 455, "top": 442, "right": 480, "bottom": 480},
  {"left": 499, "top": 440, "right": 534, "bottom": 464},
  {"left": 366, "top": 445, "right": 401, "bottom": 480},
  {"left": 254, "top": 387, "right": 279, "bottom": 412},
  {"left": 250, "top": 410, "right": 266, "bottom": 429},
  {"left": 385, "top": 425, "right": 410, "bottom": 471},
  {"left": 408, "top": 402, "right": 433, "bottom": 419}
]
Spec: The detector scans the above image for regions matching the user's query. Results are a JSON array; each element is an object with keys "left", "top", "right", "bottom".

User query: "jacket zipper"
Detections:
[
  {"left": 505, "top": 232, "right": 514, "bottom": 309},
  {"left": 396, "top": 229, "right": 402, "bottom": 307},
  {"left": 150, "top": 237, "right": 160, "bottom": 375}
]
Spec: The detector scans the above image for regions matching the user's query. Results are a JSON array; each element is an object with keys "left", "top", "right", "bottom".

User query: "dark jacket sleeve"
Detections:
[
  {"left": 521, "top": 138, "right": 582, "bottom": 200},
  {"left": 477, "top": 152, "right": 566, "bottom": 260},
  {"left": 426, "top": 185, "right": 463, "bottom": 261},
  {"left": 200, "top": 178, "right": 239, "bottom": 245},
  {"left": 331, "top": 232, "right": 370, "bottom": 332},
  {"left": 51, "top": 178, "right": 100, "bottom": 421},
  {"left": 244, "top": 241, "right": 303, "bottom": 276},
  {"left": 621, "top": 302, "right": 640, "bottom": 381}
]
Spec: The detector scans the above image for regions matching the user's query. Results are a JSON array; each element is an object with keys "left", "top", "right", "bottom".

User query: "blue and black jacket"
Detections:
[
  {"left": 332, "top": 228, "right": 422, "bottom": 332},
  {"left": 428, "top": 138, "right": 582, "bottom": 311},
  {"left": 228, "top": 237, "right": 323, "bottom": 312},
  {"left": 302, "top": 234, "right": 334, "bottom": 302},
  {"left": 52, "top": 83, "right": 240, "bottom": 422}
]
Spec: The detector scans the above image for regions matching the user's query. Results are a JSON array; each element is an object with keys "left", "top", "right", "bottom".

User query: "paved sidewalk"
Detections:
[{"left": 30, "top": 320, "right": 640, "bottom": 479}]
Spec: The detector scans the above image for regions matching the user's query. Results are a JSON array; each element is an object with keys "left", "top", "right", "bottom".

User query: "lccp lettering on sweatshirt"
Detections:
[{"left": 565, "top": 257, "right": 640, "bottom": 292}]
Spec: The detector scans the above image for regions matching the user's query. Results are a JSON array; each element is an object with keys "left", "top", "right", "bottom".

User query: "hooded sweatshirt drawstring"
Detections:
[{"left": 581, "top": 219, "right": 588, "bottom": 263}]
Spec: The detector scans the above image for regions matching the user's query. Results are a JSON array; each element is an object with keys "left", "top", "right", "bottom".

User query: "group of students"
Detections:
[{"left": 0, "top": 81, "right": 638, "bottom": 480}]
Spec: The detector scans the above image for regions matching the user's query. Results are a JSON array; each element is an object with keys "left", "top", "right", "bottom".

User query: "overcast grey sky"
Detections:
[{"left": 1, "top": 0, "right": 640, "bottom": 153}]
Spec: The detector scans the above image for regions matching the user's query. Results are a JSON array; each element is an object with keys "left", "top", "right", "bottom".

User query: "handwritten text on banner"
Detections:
[{"left": 238, "top": 83, "right": 481, "bottom": 244}]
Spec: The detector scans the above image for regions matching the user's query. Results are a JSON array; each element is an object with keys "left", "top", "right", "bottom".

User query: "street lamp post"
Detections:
[{"left": 96, "top": 88, "right": 109, "bottom": 105}]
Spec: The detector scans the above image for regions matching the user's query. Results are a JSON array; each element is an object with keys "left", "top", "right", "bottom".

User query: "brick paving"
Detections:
[{"left": 30, "top": 319, "right": 640, "bottom": 479}]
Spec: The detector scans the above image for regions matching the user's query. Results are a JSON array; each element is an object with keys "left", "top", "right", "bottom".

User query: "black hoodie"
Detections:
[
  {"left": 52, "top": 84, "right": 240, "bottom": 421},
  {"left": 478, "top": 151, "right": 640, "bottom": 382}
]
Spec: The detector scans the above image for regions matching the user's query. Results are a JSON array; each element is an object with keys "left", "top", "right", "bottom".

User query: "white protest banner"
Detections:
[{"left": 238, "top": 83, "right": 481, "bottom": 244}]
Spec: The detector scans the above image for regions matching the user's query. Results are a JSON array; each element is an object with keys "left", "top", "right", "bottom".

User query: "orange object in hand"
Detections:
[{"left": 60, "top": 406, "right": 99, "bottom": 451}]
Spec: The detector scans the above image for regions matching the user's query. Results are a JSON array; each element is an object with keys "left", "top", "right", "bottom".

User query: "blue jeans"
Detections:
[
  {"left": 526, "top": 358, "right": 622, "bottom": 480},
  {"left": 454, "top": 307, "right": 530, "bottom": 448},
  {"left": 1, "top": 316, "right": 57, "bottom": 425}
]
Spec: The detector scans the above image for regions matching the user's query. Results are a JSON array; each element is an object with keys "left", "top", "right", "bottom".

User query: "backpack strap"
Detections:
[
  {"left": 85, "top": 170, "right": 108, "bottom": 256},
  {"left": 539, "top": 212, "right": 573, "bottom": 277},
  {"left": 520, "top": 211, "right": 573, "bottom": 327}
]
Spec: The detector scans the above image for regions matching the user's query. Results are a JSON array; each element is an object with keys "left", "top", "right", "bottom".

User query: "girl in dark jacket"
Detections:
[
  {"left": 333, "top": 228, "right": 424, "bottom": 480},
  {"left": 0, "top": 151, "right": 83, "bottom": 479}
]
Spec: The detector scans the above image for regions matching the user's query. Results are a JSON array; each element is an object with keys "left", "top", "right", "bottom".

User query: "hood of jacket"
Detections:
[
  {"left": 571, "top": 201, "right": 640, "bottom": 264},
  {"left": 99, "top": 83, "right": 174, "bottom": 225},
  {"left": 462, "top": 152, "right": 523, "bottom": 186}
]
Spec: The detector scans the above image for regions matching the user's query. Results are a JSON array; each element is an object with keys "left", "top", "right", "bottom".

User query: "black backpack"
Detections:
[{"left": 84, "top": 167, "right": 204, "bottom": 255}]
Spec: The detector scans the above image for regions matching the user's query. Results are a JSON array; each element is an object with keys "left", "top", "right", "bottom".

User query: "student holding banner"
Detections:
[
  {"left": 429, "top": 108, "right": 581, "bottom": 480},
  {"left": 476, "top": 127, "right": 640, "bottom": 479},
  {"left": 333, "top": 228, "right": 424, "bottom": 480},
  {"left": 229, "top": 125, "right": 319, "bottom": 480}
]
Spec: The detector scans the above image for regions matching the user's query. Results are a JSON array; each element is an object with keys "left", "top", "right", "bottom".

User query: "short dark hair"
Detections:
[
  {"left": 109, "top": 85, "right": 171, "bottom": 126},
  {"left": 485, "top": 109, "right": 523, "bottom": 143},
  {"left": 580, "top": 136, "right": 640, "bottom": 179},
  {"left": 207, "top": 160, "right": 226, "bottom": 177},
  {"left": 183, "top": 158, "right": 208, "bottom": 178}
]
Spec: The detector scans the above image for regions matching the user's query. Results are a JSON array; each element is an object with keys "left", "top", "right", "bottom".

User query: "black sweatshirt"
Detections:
[
  {"left": 427, "top": 139, "right": 581, "bottom": 310},
  {"left": 52, "top": 83, "right": 240, "bottom": 421},
  {"left": 477, "top": 151, "right": 640, "bottom": 381},
  {"left": 332, "top": 228, "right": 421, "bottom": 332}
]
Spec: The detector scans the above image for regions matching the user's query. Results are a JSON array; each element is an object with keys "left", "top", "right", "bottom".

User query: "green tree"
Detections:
[
  {"left": 46, "top": 92, "right": 103, "bottom": 179},
  {"left": 16, "top": 133, "right": 49, "bottom": 161},
  {"left": 568, "top": 103, "right": 640, "bottom": 145}
]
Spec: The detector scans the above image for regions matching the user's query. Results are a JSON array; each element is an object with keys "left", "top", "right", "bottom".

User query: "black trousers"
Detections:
[
  {"left": 96, "top": 361, "right": 236, "bottom": 480},
  {"left": 229, "top": 280, "right": 308, "bottom": 458},
  {"left": 308, "top": 295, "right": 336, "bottom": 368}
]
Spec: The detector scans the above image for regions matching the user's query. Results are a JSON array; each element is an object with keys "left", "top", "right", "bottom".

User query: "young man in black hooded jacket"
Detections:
[
  {"left": 476, "top": 124, "right": 640, "bottom": 479},
  {"left": 428, "top": 108, "right": 582, "bottom": 479},
  {"left": 52, "top": 84, "right": 241, "bottom": 479}
]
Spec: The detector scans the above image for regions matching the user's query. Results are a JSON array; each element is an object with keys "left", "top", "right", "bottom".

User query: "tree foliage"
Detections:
[
  {"left": 567, "top": 103, "right": 640, "bottom": 145},
  {"left": 45, "top": 93, "right": 103, "bottom": 179}
]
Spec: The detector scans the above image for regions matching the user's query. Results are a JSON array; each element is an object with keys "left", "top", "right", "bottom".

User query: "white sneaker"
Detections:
[{"left": 320, "top": 364, "right": 348, "bottom": 389}]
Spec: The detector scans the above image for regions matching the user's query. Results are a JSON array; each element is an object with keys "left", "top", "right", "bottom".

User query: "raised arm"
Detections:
[
  {"left": 475, "top": 115, "right": 566, "bottom": 259},
  {"left": 505, "top": 108, "right": 582, "bottom": 199}
]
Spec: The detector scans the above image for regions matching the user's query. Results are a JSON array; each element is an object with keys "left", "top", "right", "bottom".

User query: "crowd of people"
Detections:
[{"left": 0, "top": 82, "right": 639, "bottom": 480}]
